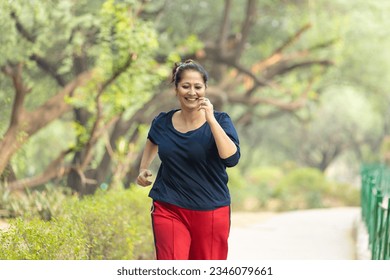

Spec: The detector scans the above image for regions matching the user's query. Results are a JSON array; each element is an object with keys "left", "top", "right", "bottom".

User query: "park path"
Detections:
[{"left": 228, "top": 207, "right": 361, "bottom": 260}]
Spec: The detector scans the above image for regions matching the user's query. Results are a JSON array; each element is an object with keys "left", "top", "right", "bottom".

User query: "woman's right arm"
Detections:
[{"left": 136, "top": 139, "right": 158, "bottom": 187}]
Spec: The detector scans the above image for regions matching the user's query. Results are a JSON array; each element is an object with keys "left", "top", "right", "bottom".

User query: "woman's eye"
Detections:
[{"left": 180, "top": 85, "right": 203, "bottom": 90}]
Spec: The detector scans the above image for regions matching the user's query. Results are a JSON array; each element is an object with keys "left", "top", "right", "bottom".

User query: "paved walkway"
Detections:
[{"left": 228, "top": 207, "right": 361, "bottom": 260}]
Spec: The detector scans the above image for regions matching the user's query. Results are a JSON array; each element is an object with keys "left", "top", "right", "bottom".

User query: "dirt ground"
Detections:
[{"left": 0, "top": 219, "right": 9, "bottom": 230}]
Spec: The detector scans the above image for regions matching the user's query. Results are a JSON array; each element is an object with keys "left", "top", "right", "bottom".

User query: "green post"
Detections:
[{"left": 382, "top": 198, "right": 390, "bottom": 260}]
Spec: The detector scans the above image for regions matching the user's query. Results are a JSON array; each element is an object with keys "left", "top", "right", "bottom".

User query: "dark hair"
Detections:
[{"left": 171, "top": 59, "right": 208, "bottom": 88}]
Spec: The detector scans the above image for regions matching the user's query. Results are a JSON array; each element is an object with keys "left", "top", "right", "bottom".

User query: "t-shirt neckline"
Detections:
[{"left": 169, "top": 109, "right": 207, "bottom": 135}]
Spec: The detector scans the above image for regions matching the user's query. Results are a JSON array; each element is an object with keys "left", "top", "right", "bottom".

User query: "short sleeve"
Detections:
[
  {"left": 147, "top": 112, "right": 166, "bottom": 145},
  {"left": 216, "top": 112, "right": 241, "bottom": 167}
]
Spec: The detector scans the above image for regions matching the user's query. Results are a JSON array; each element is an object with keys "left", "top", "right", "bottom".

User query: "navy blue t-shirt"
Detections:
[{"left": 147, "top": 109, "right": 240, "bottom": 210}]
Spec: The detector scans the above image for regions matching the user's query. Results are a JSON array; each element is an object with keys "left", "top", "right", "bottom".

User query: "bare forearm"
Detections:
[
  {"left": 137, "top": 139, "right": 158, "bottom": 186},
  {"left": 139, "top": 139, "right": 158, "bottom": 171},
  {"left": 208, "top": 118, "right": 237, "bottom": 159}
]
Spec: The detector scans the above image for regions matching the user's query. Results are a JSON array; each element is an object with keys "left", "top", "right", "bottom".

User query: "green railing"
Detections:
[{"left": 360, "top": 164, "right": 390, "bottom": 260}]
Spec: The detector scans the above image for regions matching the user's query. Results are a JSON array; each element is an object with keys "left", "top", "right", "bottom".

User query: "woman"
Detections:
[{"left": 136, "top": 59, "right": 240, "bottom": 260}]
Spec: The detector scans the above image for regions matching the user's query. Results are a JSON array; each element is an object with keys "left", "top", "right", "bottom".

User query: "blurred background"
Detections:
[{"left": 0, "top": 0, "right": 389, "bottom": 259}]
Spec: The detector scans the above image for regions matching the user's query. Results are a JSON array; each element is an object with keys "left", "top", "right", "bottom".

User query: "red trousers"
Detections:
[{"left": 151, "top": 201, "right": 230, "bottom": 260}]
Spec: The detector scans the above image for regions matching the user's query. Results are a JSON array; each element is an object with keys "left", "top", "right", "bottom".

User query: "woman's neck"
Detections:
[
  {"left": 179, "top": 109, "right": 204, "bottom": 124},
  {"left": 172, "top": 109, "right": 206, "bottom": 133}
]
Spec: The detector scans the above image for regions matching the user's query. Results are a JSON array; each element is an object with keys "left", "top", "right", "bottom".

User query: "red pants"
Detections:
[{"left": 151, "top": 201, "right": 230, "bottom": 260}]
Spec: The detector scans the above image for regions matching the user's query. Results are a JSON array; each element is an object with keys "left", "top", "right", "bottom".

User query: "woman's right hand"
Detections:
[{"left": 136, "top": 169, "right": 153, "bottom": 187}]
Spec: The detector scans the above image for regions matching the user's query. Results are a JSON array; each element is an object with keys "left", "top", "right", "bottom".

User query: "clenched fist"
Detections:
[{"left": 136, "top": 169, "right": 153, "bottom": 187}]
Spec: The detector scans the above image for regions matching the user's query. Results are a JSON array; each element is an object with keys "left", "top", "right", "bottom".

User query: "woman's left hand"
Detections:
[{"left": 198, "top": 97, "right": 214, "bottom": 122}]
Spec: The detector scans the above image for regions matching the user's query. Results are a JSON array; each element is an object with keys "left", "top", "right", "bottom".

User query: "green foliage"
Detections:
[
  {"left": 93, "top": 0, "right": 164, "bottom": 117},
  {"left": 229, "top": 165, "right": 360, "bottom": 212},
  {"left": 0, "top": 184, "right": 70, "bottom": 221},
  {"left": 229, "top": 166, "right": 281, "bottom": 211},
  {"left": 63, "top": 0, "right": 167, "bottom": 169},
  {"left": 63, "top": 186, "right": 154, "bottom": 260},
  {"left": 1, "top": 0, "right": 167, "bottom": 183},
  {"left": 0, "top": 0, "right": 100, "bottom": 177},
  {"left": 275, "top": 168, "right": 332, "bottom": 210},
  {"left": 97, "top": 0, "right": 167, "bottom": 109},
  {"left": 0, "top": 186, "right": 154, "bottom": 260},
  {"left": 12, "top": 120, "right": 76, "bottom": 177},
  {"left": 154, "top": 1, "right": 223, "bottom": 53},
  {"left": 0, "top": 217, "right": 87, "bottom": 260}
]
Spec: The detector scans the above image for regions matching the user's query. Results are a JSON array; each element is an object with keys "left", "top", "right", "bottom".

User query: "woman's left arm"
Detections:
[
  {"left": 208, "top": 118, "right": 238, "bottom": 159},
  {"left": 199, "top": 97, "right": 237, "bottom": 159}
]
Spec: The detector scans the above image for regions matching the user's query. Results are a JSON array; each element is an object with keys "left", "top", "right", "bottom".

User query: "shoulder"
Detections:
[
  {"left": 152, "top": 109, "right": 177, "bottom": 124},
  {"left": 213, "top": 111, "right": 238, "bottom": 138},
  {"left": 148, "top": 110, "right": 176, "bottom": 141},
  {"left": 213, "top": 111, "right": 232, "bottom": 122}
]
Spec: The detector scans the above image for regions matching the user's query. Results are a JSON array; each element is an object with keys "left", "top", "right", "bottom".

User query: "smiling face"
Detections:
[{"left": 175, "top": 70, "right": 206, "bottom": 111}]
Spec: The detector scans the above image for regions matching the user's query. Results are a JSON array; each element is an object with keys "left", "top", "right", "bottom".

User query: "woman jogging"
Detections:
[{"left": 136, "top": 59, "right": 240, "bottom": 260}]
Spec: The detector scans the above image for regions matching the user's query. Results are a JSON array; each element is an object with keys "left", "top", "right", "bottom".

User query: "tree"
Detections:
[
  {"left": 295, "top": 88, "right": 382, "bottom": 171},
  {"left": 0, "top": 0, "right": 164, "bottom": 194},
  {"left": 118, "top": 0, "right": 338, "bottom": 182},
  {"left": 298, "top": 0, "right": 390, "bottom": 170},
  {"left": 234, "top": 0, "right": 390, "bottom": 175},
  {"left": 151, "top": 0, "right": 335, "bottom": 114},
  {"left": 1, "top": 0, "right": 339, "bottom": 193}
]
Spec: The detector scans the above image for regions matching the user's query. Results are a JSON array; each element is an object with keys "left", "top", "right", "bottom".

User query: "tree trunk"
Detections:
[{"left": 0, "top": 63, "right": 92, "bottom": 176}]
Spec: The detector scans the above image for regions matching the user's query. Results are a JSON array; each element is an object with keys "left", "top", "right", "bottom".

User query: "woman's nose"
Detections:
[{"left": 188, "top": 88, "right": 196, "bottom": 95}]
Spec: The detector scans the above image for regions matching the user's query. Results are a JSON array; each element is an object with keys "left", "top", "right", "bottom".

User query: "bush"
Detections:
[
  {"left": 275, "top": 168, "right": 360, "bottom": 210},
  {"left": 64, "top": 186, "right": 154, "bottom": 260},
  {"left": 0, "top": 217, "right": 87, "bottom": 260},
  {"left": 229, "top": 166, "right": 283, "bottom": 211},
  {"left": 229, "top": 166, "right": 360, "bottom": 212},
  {"left": 0, "top": 186, "right": 155, "bottom": 260},
  {"left": 275, "top": 168, "right": 332, "bottom": 210},
  {"left": 0, "top": 184, "right": 70, "bottom": 220}
]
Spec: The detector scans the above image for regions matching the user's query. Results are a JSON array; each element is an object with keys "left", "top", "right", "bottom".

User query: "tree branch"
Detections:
[
  {"left": 217, "top": 0, "right": 232, "bottom": 55},
  {"left": 10, "top": 11, "right": 36, "bottom": 42},
  {"left": 235, "top": 0, "right": 256, "bottom": 59},
  {"left": 99, "top": 53, "right": 137, "bottom": 95},
  {"left": 251, "top": 23, "right": 312, "bottom": 74},
  {"left": 26, "top": 71, "right": 93, "bottom": 136},
  {"left": 1, "top": 63, "right": 30, "bottom": 126},
  {"left": 229, "top": 95, "right": 305, "bottom": 111},
  {"left": 229, "top": 76, "right": 315, "bottom": 111},
  {"left": 29, "top": 54, "right": 67, "bottom": 86},
  {"left": 7, "top": 149, "right": 73, "bottom": 191},
  {"left": 264, "top": 59, "right": 334, "bottom": 80},
  {"left": 223, "top": 61, "right": 270, "bottom": 87},
  {"left": 78, "top": 54, "right": 136, "bottom": 171},
  {"left": 0, "top": 70, "right": 93, "bottom": 175},
  {"left": 11, "top": 10, "right": 69, "bottom": 86},
  {"left": 276, "top": 23, "right": 312, "bottom": 54}
]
